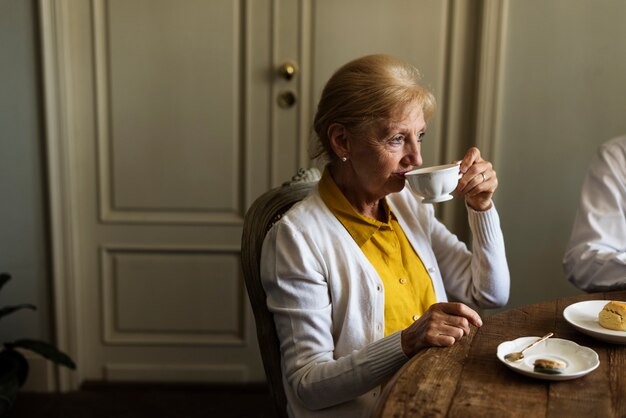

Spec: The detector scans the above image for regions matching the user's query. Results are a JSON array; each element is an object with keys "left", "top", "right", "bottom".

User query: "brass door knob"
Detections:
[{"left": 278, "top": 61, "right": 298, "bottom": 81}]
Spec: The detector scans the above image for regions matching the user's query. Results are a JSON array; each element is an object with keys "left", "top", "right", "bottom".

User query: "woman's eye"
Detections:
[
  {"left": 418, "top": 132, "right": 426, "bottom": 142},
  {"left": 389, "top": 135, "right": 404, "bottom": 145}
]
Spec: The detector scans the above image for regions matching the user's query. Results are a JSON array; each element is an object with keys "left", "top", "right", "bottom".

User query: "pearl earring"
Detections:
[{"left": 341, "top": 156, "right": 348, "bottom": 162}]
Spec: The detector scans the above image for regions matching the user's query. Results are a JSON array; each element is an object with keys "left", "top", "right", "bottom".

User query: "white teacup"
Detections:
[{"left": 405, "top": 162, "right": 462, "bottom": 203}]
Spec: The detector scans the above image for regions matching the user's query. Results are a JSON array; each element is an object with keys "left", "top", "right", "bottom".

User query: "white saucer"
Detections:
[
  {"left": 421, "top": 194, "right": 454, "bottom": 204},
  {"left": 496, "top": 336, "right": 599, "bottom": 381},
  {"left": 563, "top": 300, "right": 626, "bottom": 344}
]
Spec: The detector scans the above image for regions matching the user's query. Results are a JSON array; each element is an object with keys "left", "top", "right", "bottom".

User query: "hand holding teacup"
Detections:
[
  {"left": 405, "top": 162, "right": 461, "bottom": 204},
  {"left": 406, "top": 147, "right": 497, "bottom": 211},
  {"left": 456, "top": 147, "right": 497, "bottom": 212}
]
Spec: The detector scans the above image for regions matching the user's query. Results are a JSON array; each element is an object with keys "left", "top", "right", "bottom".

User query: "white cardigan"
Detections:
[{"left": 260, "top": 185, "right": 510, "bottom": 418}]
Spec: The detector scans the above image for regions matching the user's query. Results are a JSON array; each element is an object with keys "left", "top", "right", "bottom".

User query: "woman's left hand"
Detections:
[{"left": 456, "top": 147, "right": 497, "bottom": 211}]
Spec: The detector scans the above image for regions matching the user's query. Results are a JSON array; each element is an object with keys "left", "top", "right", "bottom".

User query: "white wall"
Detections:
[
  {"left": 493, "top": 0, "right": 626, "bottom": 308},
  {"left": 0, "top": 0, "right": 50, "bottom": 341}
]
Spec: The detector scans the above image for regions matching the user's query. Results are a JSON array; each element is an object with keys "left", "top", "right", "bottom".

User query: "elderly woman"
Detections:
[{"left": 260, "top": 54, "right": 510, "bottom": 418}]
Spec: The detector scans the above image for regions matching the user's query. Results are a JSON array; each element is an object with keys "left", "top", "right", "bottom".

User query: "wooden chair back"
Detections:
[{"left": 241, "top": 168, "right": 321, "bottom": 418}]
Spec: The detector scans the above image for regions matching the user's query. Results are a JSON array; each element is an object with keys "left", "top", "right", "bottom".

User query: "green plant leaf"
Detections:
[
  {"left": 0, "top": 372, "right": 20, "bottom": 415},
  {"left": 8, "top": 339, "right": 76, "bottom": 370},
  {"left": 0, "top": 304, "right": 36, "bottom": 320},
  {"left": 0, "top": 350, "right": 28, "bottom": 387},
  {"left": 0, "top": 352, "right": 22, "bottom": 415},
  {"left": 0, "top": 273, "right": 11, "bottom": 292}
]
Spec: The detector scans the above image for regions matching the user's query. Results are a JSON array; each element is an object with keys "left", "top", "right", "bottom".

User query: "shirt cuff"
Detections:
[
  {"left": 466, "top": 202, "right": 503, "bottom": 246},
  {"left": 366, "top": 331, "right": 409, "bottom": 383}
]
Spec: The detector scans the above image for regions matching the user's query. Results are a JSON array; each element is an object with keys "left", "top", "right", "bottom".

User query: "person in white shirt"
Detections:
[
  {"left": 260, "top": 54, "right": 510, "bottom": 418},
  {"left": 563, "top": 135, "right": 626, "bottom": 291}
]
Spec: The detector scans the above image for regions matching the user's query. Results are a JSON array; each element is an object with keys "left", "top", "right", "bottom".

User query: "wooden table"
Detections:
[{"left": 373, "top": 291, "right": 626, "bottom": 418}]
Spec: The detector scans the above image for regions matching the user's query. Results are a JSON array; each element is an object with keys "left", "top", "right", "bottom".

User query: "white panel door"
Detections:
[
  {"left": 47, "top": 0, "right": 278, "bottom": 384},
  {"left": 44, "top": 0, "right": 454, "bottom": 386}
]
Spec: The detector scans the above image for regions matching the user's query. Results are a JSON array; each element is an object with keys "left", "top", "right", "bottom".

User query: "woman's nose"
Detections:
[{"left": 405, "top": 141, "right": 422, "bottom": 167}]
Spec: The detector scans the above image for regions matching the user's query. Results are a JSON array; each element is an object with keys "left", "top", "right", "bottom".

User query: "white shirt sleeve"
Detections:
[{"left": 563, "top": 136, "right": 626, "bottom": 291}]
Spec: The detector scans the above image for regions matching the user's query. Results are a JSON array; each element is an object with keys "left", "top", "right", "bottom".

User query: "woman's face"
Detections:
[{"left": 347, "top": 104, "right": 426, "bottom": 201}]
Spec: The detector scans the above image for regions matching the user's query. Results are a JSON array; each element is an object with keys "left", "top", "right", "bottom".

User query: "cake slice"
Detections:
[{"left": 533, "top": 358, "right": 566, "bottom": 374}]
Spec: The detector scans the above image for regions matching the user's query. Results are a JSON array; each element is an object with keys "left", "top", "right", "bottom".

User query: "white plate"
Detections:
[
  {"left": 496, "top": 337, "right": 599, "bottom": 381},
  {"left": 563, "top": 300, "right": 626, "bottom": 344}
]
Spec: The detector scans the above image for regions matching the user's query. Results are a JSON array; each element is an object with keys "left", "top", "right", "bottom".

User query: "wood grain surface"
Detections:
[{"left": 373, "top": 291, "right": 626, "bottom": 418}]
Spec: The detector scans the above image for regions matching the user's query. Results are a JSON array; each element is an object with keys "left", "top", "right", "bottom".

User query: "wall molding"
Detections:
[
  {"left": 100, "top": 244, "right": 246, "bottom": 346},
  {"left": 92, "top": 0, "right": 245, "bottom": 225},
  {"left": 475, "top": 0, "right": 508, "bottom": 162},
  {"left": 39, "top": 0, "right": 81, "bottom": 392},
  {"left": 436, "top": 0, "right": 507, "bottom": 236},
  {"left": 438, "top": 0, "right": 479, "bottom": 235}
]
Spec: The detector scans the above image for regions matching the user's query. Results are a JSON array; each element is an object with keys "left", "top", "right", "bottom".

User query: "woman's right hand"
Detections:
[{"left": 400, "top": 302, "right": 483, "bottom": 357}]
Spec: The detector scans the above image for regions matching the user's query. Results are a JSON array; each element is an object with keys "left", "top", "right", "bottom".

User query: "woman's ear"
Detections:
[{"left": 327, "top": 123, "right": 349, "bottom": 159}]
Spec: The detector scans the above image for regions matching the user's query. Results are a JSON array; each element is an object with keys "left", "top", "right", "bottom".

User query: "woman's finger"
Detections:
[
  {"left": 458, "top": 161, "right": 492, "bottom": 193},
  {"left": 459, "top": 147, "right": 482, "bottom": 174},
  {"left": 436, "top": 302, "right": 483, "bottom": 328}
]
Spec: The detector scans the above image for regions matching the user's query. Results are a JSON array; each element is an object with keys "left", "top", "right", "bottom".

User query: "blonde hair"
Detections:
[{"left": 311, "top": 54, "right": 436, "bottom": 163}]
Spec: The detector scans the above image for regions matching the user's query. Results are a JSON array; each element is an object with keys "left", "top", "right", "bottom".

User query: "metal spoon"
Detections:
[{"left": 504, "top": 332, "right": 554, "bottom": 362}]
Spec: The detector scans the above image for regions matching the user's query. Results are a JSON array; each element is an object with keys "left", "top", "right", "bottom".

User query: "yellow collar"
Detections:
[{"left": 318, "top": 167, "right": 395, "bottom": 247}]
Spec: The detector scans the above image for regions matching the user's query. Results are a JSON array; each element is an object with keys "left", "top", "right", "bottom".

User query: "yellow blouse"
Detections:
[{"left": 318, "top": 169, "right": 436, "bottom": 335}]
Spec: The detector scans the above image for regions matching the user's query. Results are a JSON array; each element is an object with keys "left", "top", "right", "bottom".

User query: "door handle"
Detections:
[{"left": 278, "top": 61, "right": 298, "bottom": 81}]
